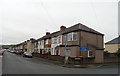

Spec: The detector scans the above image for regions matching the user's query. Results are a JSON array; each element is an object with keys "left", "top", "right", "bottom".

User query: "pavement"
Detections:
[{"left": 2, "top": 51, "right": 119, "bottom": 74}]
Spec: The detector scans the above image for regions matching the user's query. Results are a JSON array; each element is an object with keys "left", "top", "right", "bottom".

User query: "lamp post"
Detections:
[
  {"left": 64, "top": 35, "right": 68, "bottom": 65},
  {"left": 64, "top": 35, "right": 69, "bottom": 65}
]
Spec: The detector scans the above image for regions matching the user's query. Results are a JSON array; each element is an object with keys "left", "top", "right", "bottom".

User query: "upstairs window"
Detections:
[
  {"left": 40, "top": 42, "right": 41, "bottom": 45},
  {"left": 67, "top": 33, "right": 72, "bottom": 41},
  {"left": 67, "top": 32, "right": 77, "bottom": 41},
  {"left": 73, "top": 32, "right": 77, "bottom": 40},
  {"left": 52, "top": 37, "right": 57, "bottom": 43},
  {"left": 54, "top": 38, "right": 57, "bottom": 43},
  {"left": 45, "top": 39, "right": 49, "bottom": 44},
  {"left": 63, "top": 35, "right": 67, "bottom": 45},
  {"left": 58, "top": 36, "right": 61, "bottom": 43}
]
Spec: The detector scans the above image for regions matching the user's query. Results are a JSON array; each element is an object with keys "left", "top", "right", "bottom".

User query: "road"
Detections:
[
  {"left": 0, "top": 55, "right": 2, "bottom": 75},
  {"left": 2, "top": 51, "right": 118, "bottom": 74}
]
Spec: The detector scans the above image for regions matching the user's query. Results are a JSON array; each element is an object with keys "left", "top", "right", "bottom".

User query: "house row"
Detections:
[{"left": 11, "top": 23, "right": 104, "bottom": 63}]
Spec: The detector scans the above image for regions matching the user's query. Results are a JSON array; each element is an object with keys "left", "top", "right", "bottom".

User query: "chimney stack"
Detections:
[
  {"left": 60, "top": 26, "right": 66, "bottom": 31},
  {"left": 30, "top": 38, "right": 35, "bottom": 40},
  {"left": 27, "top": 40, "right": 29, "bottom": 42},
  {"left": 46, "top": 32, "right": 50, "bottom": 35}
]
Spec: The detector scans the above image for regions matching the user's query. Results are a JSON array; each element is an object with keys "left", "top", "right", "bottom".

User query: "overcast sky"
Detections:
[{"left": 0, "top": 0, "right": 119, "bottom": 45}]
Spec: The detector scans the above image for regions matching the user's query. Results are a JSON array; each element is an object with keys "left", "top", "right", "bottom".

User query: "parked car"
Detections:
[
  {"left": 10, "top": 50, "right": 16, "bottom": 53},
  {"left": 15, "top": 50, "right": 19, "bottom": 54},
  {"left": 23, "top": 52, "right": 32, "bottom": 58},
  {"left": 16, "top": 51, "right": 23, "bottom": 55},
  {"left": 0, "top": 50, "right": 4, "bottom": 55}
]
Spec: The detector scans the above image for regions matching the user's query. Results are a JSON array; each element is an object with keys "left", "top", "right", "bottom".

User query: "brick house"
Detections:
[
  {"left": 34, "top": 40, "right": 38, "bottom": 53},
  {"left": 10, "top": 23, "right": 104, "bottom": 63},
  {"left": 51, "top": 31, "right": 62, "bottom": 55},
  {"left": 50, "top": 23, "right": 104, "bottom": 63},
  {"left": 26, "top": 38, "right": 35, "bottom": 53},
  {"left": 37, "top": 32, "right": 51, "bottom": 54},
  {"left": 37, "top": 38, "right": 44, "bottom": 54},
  {"left": 23, "top": 41, "right": 27, "bottom": 52}
]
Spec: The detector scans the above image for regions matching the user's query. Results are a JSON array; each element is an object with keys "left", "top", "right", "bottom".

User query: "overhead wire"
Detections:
[
  {"left": 90, "top": 0, "right": 100, "bottom": 27},
  {"left": 39, "top": 0, "right": 58, "bottom": 32}
]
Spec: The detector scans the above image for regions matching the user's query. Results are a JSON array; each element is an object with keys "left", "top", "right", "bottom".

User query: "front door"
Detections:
[{"left": 56, "top": 50, "right": 58, "bottom": 55}]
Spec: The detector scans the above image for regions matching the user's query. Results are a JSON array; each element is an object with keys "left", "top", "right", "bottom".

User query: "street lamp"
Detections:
[{"left": 64, "top": 35, "right": 68, "bottom": 65}]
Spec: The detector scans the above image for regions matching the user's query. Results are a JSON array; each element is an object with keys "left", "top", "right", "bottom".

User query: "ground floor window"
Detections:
[
  {"left": 64, "top": 49, "right": 71, "bottom": 56},
  {"left": 88, "top": 50, "right": 92, "bottom": 57}
]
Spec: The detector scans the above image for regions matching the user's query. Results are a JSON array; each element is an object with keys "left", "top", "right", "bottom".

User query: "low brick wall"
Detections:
[
  {"left": 104, "top": 57, "right": 120, "bottom": 63},
  {"left": 32, "top": 53, "right": 119, "bottom": 64},
  {"left": 32, "top": 53, "right": 96, "bottom": 64},
  {"left": 32, "top": 53, "right": 64, "bottom": 62},
  {"left": 48, "top": 55, "right": 64, "bottom": 62}
]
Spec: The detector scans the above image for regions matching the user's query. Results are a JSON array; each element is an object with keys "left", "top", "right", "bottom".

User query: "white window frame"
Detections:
[
  {"left": 72, "top": 32, "right": 77, "bottom": 41},
  {"left": 53, "top": 37, "right": 57, "bottom": 43},
  {"left": 63, "top": 35, "right": 67, "bottom": 45},
  {"left": 88, "top": 50, "right": 92, "bottom": 57},
  {"left": 67, "top": 32, "right": 77, "bottom": 41},
  {"left": 45, "top": 39, "right": 49, "bottom": 44}
]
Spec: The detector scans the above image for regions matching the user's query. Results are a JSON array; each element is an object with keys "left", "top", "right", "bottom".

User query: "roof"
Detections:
[
  {"left": 37, "top": 23, "right": 104, "bottom": 40},
  {"left": 51, "top": 23, "right": 103, "bottom": 37},
  {"left": 105, "top": 36, "right": 120, "bottom": 44},
  {"left": 37, "top": 34, "right": 52, "bottom": 40}
]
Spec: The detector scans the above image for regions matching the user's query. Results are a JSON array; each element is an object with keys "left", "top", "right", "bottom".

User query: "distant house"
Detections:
[
  {"left": 23, "top": 41, "right": 27, "bottom": 52},
  {"left": 26, "top": 38, "right": 35, "bottom": 53},
  {"left": 37, "top": 38, "right": 44, "bottom": 54},
  {"left": 105, "top": 36, "right": 120, "bottom": 53},
  {"left": 43, "top": 32, "right": 51, "bottom": 54},
  {"left": 34, "top": 40, "right": 38, "bottom": 53},
  {"left": 37, "top": 32, "right": 51, "bottom": 54}
]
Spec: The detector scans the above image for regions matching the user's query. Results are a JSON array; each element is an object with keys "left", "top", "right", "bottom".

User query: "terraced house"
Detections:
[
  {"left": 59, "top": 23, "right": 104, "bottom": 63},
  {"left": 36, "top": 23, "right": 104, "bottom": 63},
  {"left": 26, "top": 38, "right": 35, "bottom": 53},
  {"left": 11, "top": 23, "right": 104, "bottom": 63}
]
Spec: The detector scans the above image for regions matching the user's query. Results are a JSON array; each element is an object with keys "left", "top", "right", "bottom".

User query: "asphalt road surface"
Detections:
[
  {"left": 0, "top": 55, "right": 2, "bottom": 75},
  {"left": 2, "top": 51, "right": 118, "bottom": 74}
]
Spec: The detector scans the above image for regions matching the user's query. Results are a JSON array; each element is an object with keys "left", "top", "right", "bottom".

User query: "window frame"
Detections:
[
  {"left": 67, "top": 32, "right": 77, "bottom": 41},
  {"left": 88, "top": 50, "right": 93, "bottom": 57}
]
